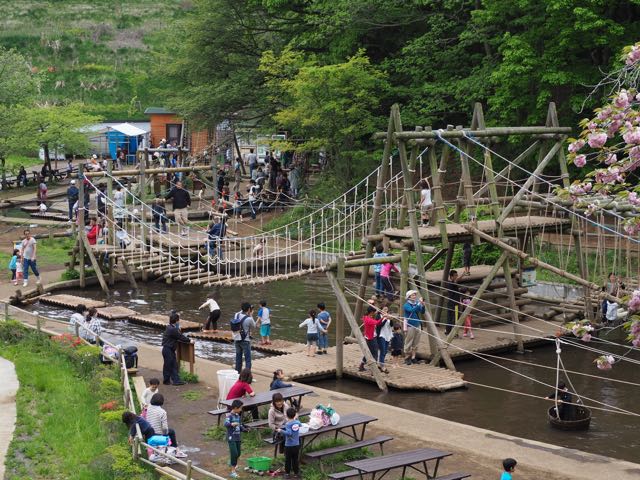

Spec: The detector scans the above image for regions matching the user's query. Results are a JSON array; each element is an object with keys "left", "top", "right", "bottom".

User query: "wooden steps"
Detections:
[
  {"left": 97, "top": 306, "right": 137, "bottom": 320},
  {"left": 128, "top": 314, "right": 201, "bottom": 332},
  {"left": 40, "top": 294, "right": 106, "bottom": 310}
]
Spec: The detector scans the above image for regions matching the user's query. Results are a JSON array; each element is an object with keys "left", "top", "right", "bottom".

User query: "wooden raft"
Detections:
[
  {"left": 97, "top": 306, "right": 137, "bottom": 320},
  {"left": 250, "top": 344, "right": 466, "bottom": 392},
  {"left": 128, "top": 314, "right": 201, "bottom": 332},
  {"left": 187, "top": 331, "right": 308, "bottom": 355},
  {"left": 382, "top": 215, "right": 569, "bottom": 241},
  {"left": 40, "top": 294, "right": 107, "bottom": 310}
]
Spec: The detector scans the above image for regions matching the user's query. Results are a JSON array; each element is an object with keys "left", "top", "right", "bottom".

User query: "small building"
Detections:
[
  {"left": 84, "top": 121, "right": 150, "bottom": 157},
  {"left": 144, "top": 107, "right": 211, "bottom": 155}
]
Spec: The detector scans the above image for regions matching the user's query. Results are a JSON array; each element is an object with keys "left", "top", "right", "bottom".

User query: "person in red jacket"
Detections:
[
  {"left": 359, "top": 305, "right": 383, "bottom": 373},
  {"left": 86, "top": 217, "right": 100, "bottom": 245}
]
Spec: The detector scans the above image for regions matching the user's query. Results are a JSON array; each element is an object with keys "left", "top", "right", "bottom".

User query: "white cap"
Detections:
[
  {"left": 92, "top": 154, "right": 98, "bottom": 159},
  {"left": 70, "top": 180, "right": 76, "bottom": 185},
  {"left": 406, "top": 290, "right": 418, "bottom": 299}
]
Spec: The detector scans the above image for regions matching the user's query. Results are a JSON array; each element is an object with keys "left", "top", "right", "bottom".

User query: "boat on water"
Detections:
[{"left": 548, "top": 405, "right": 592, "bottom": 431}]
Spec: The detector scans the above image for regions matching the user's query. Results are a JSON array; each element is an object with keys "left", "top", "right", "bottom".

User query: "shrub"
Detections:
[
  {"left": 104, "top": 444, "right": 146, "bottom": 477},
  {"left": 60, "top": 269, "right": 80, "bottom": 280},
  {"left": 0, "top": 320, "right": 31, "bottom": 344},
  {"left": 100, "top": 408, "right": 127, "bottom": 424},
  {"left": 179, "top": 368, "right": 199, "bottom": 384},
  {"left": 99, "top": 377, "right": 122, "bottom": 401}
]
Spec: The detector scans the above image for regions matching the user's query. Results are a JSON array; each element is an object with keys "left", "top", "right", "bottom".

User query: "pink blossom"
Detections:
[
  {"left": 568, "top": 140, "right": 585, "bottom": 153},
  {"left": 587, "top": 122, "right": 598, "bottom": 131},
  {"left": 629, "top": 192, "right": 640, "bottom": 206},
  {"left": 613, "top": 112, "right": 625, "bottom": 120},
  {"left": 630, "top": 146, "right": 640, "bottom": 160},
  {"left": 626, "top": 45, "right": 640, "bottom": 66},
  {"left": 581, "top": 333, "right": 592, "bottom": 342},
  {"left": 623, "top": 127, "right": 640, "bottom": 145},
  {"left": 573, "top": 154, "right": 587, "bottom": 168},
  {"left": 605, "top": 153, "right": 618, "bottom": 165},
  {"left": 632, "top": 337, "right": 640, "bottom": 348},
  {"left": 615, "top": 90, "right": 632, "bottom": 109},
  {"left": 583, "top": 182, "right": 592, "bottom": 192},
  {"left": 585, "top": 203, "right": 597, "bottom": 217},
  {"left": 608, "top": 120, "right": 623, "bottom": 136},
  {"left": 636, "top": 93, "right": 640, "bottom": 102},
  {"left": 623, "top": 221, "right": 639, "bottom": 235},
  {"left": 631, "top": 321, "right": 640, "bottom": 335},
  {"left": 628, "top": 290, "right": 640, "bottom": 311},
  {"left": 595, "top": 166, "right": 623, "bottom": 184},
  {"left": 597, "top": 107, "right": 612, "bottom": 120},
  {"left": 587, "top": 132, "right": 608, "bottom": 148}
]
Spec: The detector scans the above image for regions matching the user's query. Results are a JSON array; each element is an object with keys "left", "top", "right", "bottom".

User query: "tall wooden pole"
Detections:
[
  {"left": 335, "top": 256, "right": 345, "bottom": 378},
  {"left": 353, "top": 112, "right": 393, "bottom": 324},
  {"left": 392, "top": 104, "right": 456, "bottom": 372},
  {"left": 107, "top": 158, "right": 115, "bottom": 285},
  {"left": 78, "top": 164, "right": 86, "bottom": 287},
  {"left": 140, "top": 150, "right": 148, "bottom": 282},
  {"left": 399, "top": 249, "right": 409, "bottom": 314}
]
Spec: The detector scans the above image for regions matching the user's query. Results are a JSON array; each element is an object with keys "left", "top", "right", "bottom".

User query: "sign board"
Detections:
[
  {"left": 176, "top": 341, "right": 195, "bottom": 374},
  {"left": 521, "top": 267, "right": 537, "bottom": 287}
]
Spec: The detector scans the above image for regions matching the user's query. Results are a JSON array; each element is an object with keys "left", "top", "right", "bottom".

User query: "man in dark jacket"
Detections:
[
  {"left": 165, "top": 181, "right": 191, "bottom": 236},
  {"left": 67, "top": 180, "right": 79, "bottom": 221},
  {"left": 161, "top": 311, "right": 192, "bottom": 385}
]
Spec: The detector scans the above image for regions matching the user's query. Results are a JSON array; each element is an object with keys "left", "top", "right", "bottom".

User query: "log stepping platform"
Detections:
[
  {"left": 382, "top": 215, "right": 569, "bottom": 242},
  {"left": 29, "top": 212, "right": 69, "bottom": 222},
  {"left": 97, "top": 306, "right": 137, "bottom": 320},
  {"left": 128, "top": 313, "right": 201, "bottom": 332},
  {"left": 21, "top": 205, "right": 66, "bottom": 214},
  {"left": 39, "top": 294, "right": 107, "bottom": 309},
  {"left": 250, "top": 344, "right": 466, "bottom": 392},
  {"left": 187, "top": 331, "right": 308, "bottom": 355}
]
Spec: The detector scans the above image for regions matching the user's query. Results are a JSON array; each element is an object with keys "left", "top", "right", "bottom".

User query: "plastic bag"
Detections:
[{"left": 330, "top": 413, "right": 340, "bottom": 425}]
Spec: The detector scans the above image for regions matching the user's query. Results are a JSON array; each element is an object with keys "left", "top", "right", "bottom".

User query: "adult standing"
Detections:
[
  {"left": 161, "top": 311, "right": 192, "bottom": 385},
  {"left": 247, "top": 148, "right": 258, "bottom": 179},
  {"left": 67, "top": 180, "right": 79, "bottom": 222},
  {"left": 403, "top": 290, "right": 425, "bottom": 365},
  {"left": 199, "top": 294, "right": 221, "bottom": 332},
  {"left": 231, "top": 302, "right": 256, "bottom": 373},
  {"left": 20, "top": 229, "right": 40, "bottom": 288},
  {"left": 419, "top": 178, "right": 432, "bottom": 226},
  {"left": 316, "top": 302, "right": 332, "bottom": 355},
  {"left": 166, "top": 180, "right": 191, "bottom": 236}
]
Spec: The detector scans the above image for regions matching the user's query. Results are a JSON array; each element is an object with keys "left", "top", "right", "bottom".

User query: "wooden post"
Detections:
[
  {"left": 81, "top": 234, "right": 109, "bottom": 294},
  {"left": 503, "top": 257, "right": 525, "bottom": 352},
  {"left": 353, "top": 112, "right": 393, "bottom": 324},
  {"left": 427, "top": 147, "right": 448, "bottom": 247},
  {"left": 392, "top": 104, "right": 456, "bottom": 372},
  {"left": 399, "top": 249, "right": 409, "bottom": 312},
  {"left": 397, "top": 128, "right": 420, "bottom": 229},
  {"left": 106, "top": 158, "right": 115, "bottom": 285},
  {"left": 456, "top": 128, "right": 478, "bottom": 244},
  {"left": 121, "top": 257, "right": 138, "bottom": 289},
  {"left": 140, "top": 150, "right": 148, "bottom": 282},
  {"left": 327, "top": 271, "right": 387, "bottom": 392},
  {"left": 335, "top": 256, "right": 345, "bottom": 378},
  {"left": 78, "top": 164, "right": 86, "bottom": 287}
]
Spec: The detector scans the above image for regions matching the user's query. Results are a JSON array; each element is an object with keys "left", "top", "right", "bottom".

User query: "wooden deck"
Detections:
[
  {"left": 128, "top": 314, "right": 201, "bottom": 332},
  {"left": 382, "top": 215, "right": 569, "bottom": 241},
  {"left": 96, "top": 306, "right": 137, "bottom": 320},
  {"left": 39, "top": 294, "right": 106, "bottom": 310},
  {"left": 29, "top": 212, "right": 69, "bottom": 222},
  {"left": 250, "top": 344, "right": 466, "bottom": 392}
]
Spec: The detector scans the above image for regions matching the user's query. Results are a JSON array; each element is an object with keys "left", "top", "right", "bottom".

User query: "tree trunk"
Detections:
[
  {"left": 0, "top": 157, "right": 6, "bottom": 190},
  {"left": 43, "top": 143, "right": 51, "bottom": 172}
]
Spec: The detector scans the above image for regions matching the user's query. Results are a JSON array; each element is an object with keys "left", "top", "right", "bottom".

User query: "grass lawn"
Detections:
[
  {"left": 4, "top": 155, "right": 42, "bottom": 172},
  {"left": 0, "top": 321, "right": 153, "bottom": 480},
  {"left": 0, "top": 237, "right": 75, "bottom": 271}
]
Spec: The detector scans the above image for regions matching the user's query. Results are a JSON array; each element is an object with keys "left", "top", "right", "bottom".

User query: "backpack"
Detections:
[{"left": 230, "top": 313, "right": 250, "bottom": 340}]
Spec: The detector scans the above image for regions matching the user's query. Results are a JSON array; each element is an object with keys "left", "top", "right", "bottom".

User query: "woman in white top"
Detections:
[
  {"left": 419, "top": 178, "right": 432, "bottom": 226},
  {"left": 198, "top": 295, "right": 221, "bottom": 331},
  {"left": 299, "top": 309, "right": 325, "bottom": 357},
  {"left": 69, "top": 304, "right": 89, "bottom": 339}
]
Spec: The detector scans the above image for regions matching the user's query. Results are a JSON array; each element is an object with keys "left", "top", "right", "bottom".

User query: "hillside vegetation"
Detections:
[{"left": 0, "top": 0, "right": 189, "bottom": 119}]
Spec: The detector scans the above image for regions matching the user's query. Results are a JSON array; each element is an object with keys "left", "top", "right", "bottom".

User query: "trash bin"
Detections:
[{"left": 217, "top": 369, "right": 239, "bottom": 406}]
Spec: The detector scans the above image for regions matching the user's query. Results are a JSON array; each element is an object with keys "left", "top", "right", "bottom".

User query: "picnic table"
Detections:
[
  {"left": 218, "top": 385, "right": 314, "bottom": 410},
  {"left": 267, "top": 412, "right": 377, "bottom": 457},
  {"left": 343, "top": 448, "right": 452, "bottom": 479}
]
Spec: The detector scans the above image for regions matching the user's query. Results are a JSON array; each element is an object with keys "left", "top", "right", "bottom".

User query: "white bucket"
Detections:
[{"left": 217, "top": 369, "right": 239, "bottom": 406}]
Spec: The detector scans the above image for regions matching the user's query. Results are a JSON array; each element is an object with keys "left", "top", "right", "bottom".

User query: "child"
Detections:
[
  {"left": 257, "top": 300, "right": 271, "bottom": 345},
  {"left": 270, "top": 369, "right": 294, "bottom": 390},
  {"left": 501, "top": 458, "right": 517, "bottom": 480},
  {"left": 419, "top": 178, "right": 432, "bottom": 226},
  {"left": 198, "top": 295, "right": 221, "bottom": 332},
  {"left": 299, "top": 309, "right": 323, "bottom": 357},
  {"left": 86, "top": 307, "right": 102, "bottom": 343},
  {"left": 122, "top": 411, "right": 156, "bottom": 444},
  {"left": 373, "top": 243, "right": 386, "bottom": 297},
  {"left": 281, "top": 407, "right": 301, "bottom": 478},
  {"left": 380, "top": 257, "right": 399, "bottom": 301},
  {"left": 141, "top": 378, "right": 160, "bottom": 412},
  {"left": 462, "top": 242, "right": 472, "bottom": 276},
  {"left": 252, "top": 238, "right": 265, "bottom": 258},
  {"left": 224, "top": 399, "right": 249, "bottom": 479},
  {"left": 9, "top": 249, "right": 18, "bottom": 285},
  {"left": 444, "top": 270, "right": 460, "bottom": 335},
  {"left": 390, "top": 323, "right": 404, "bottom": 368},
  {"left": 116, "top": 227, "right": 131, "bottom": 249},
  {"left": 316, "top": 302, "right": 332, "bottom": 355},
  {"left": 232, "top": 192, "right": 243, "bottom": 221},
  {"left": 461, "top": 289, "right": 474, "bottom": 339},
  {"left": 15, "top": 253, "right": 23, "bottom": 286},
  {"left": 377, "top": 306, "right": 393, "bottom": 373},
  {"left": 359, "top": 305, "right": 382, "bottom": 372}
]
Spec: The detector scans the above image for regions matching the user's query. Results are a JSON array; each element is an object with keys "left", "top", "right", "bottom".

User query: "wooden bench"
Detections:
[
  {"left": 207, "top": 408, "right": 228, "bottom": 426},
  {"left": 434, "top": 473, "right": 471, "bottom": 480},
  {"left": 328, "top": 470, "right": 359, "bottom": 479},
  {"left": 305, "top": 434, "right": 393, "bottom": 462}
]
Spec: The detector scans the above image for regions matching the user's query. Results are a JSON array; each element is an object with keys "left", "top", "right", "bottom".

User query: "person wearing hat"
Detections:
[
  {"left": 67, "top": 179, "right": 79, "bottom": 222},
  {"left": 403, "top": 290, "right": 425, "bottom": 365}
]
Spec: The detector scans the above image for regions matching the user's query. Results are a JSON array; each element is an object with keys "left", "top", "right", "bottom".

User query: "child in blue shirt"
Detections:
[
  {"left": 257, "top": 300, "right": 271, "bottom": 345},
  {"left": 500, "top": 457, "right": 517, "bottom": 480},
  {"left": 280, "top": 407, "right": 301, "bottom": 477},
  {"left": 224, "top": 399, "right": 249, "bottom": 478},
  {"left": 8, "top": 249, "right": 18, "bottom": 285}
]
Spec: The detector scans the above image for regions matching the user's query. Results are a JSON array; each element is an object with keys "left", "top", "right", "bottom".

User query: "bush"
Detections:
[
  {"left": 100, "top": 408, "right": 127, "bottom": 424},
  {"left": 104, "top": 444, "right": 147, "bottom": 477},
  {"left": 99, "top": 377, "right": 122, "bottom": 401},
  {"left": 0, "top": 320, "right": 31, "bottom": 344},
  {"left": 179, "top": 368, "right": 199, "bottom": 384},
  {"left": 60, "top": 269, "right": 80, "bottom": 280}
]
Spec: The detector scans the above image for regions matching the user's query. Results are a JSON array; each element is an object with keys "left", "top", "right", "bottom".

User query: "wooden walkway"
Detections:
[
  {"left": 187, "top": 331, "right": 308, "bottom": 355},
  {"left": 97, "top": 306, "right": 137, "bottom": 320},
  {"left": 250, "top": 344, "right": 466, "bottom": 392},
  {"left": 128, "top": 314, "right": 201, "bottom": 332},
  {"left": 29, "top": 212, "right": 69, "bottom": 222},
  {"left": 40, "top": 294, "right": 106, "bottom": 310},
  {"left": 382, "top": 215, "right": 569, "bottom": 241}
]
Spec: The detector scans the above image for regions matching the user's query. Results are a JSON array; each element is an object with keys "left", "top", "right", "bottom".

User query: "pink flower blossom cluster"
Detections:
[
  {"left": 595, "top": 355, "right": 615, "bottom": 371},
  {"left": 627, "top": 44, "right": 640, "bottom": 66},
  {"left": 631, "top": 321, "right": 640, "bottom": 348},
  {"left": 567, "top": 320, "right": 594, "bottom": 342}
]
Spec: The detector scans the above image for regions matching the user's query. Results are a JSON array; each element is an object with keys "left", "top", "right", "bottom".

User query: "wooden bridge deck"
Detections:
[
  {"left": 128, "top": 314, "right": 201, "bottom": 332},
  {"left": 382, "top": 215, "right": 569, "bottom": 241},
  {"left": 40, "top": 294, "right": 106, "bottom": 310},
  {"left": 250, "top": 344, "right": 466, "bottom": 392},
  {"left": 97, "top": 306, "right": 137, "bottom": 320},
  {"left": 187, "top": 331, "right": 308, "bottom": 355}
]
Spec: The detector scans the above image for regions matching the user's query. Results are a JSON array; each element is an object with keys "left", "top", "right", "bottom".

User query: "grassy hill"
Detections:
[{"left": 0, "top": 0, "right": 187, "bottom": 119}]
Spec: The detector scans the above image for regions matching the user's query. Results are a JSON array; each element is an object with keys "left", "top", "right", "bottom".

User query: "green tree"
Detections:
[
  {"left": 10, "top": 103, "right": 99, "bottom": 170},
  {"left": 264, "top": 51, "right": 388, "bottom": 192}
]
